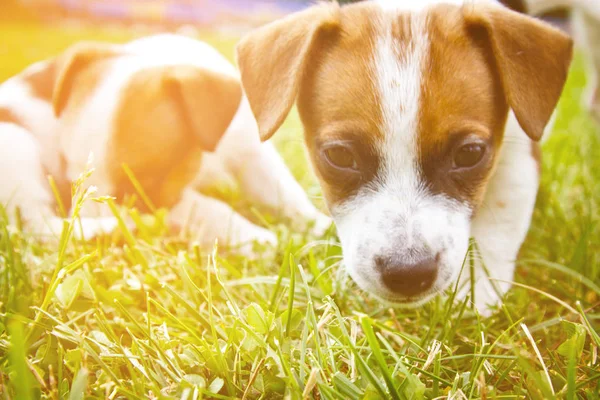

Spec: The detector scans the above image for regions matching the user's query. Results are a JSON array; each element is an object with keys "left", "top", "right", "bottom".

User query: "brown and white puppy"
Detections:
[
  {"left": 0, "top": 34, "right": 331, "bottom": 252},
  {"left": 236, "top": 0, "right": 573, "bottom": 313}
]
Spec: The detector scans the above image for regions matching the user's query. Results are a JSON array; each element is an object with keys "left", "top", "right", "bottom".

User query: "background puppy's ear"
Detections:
[
  {"left": 236, "top": 3, "right": 340, "bottom": 142},
  {"left": 53, "top": 42, "right": 121, "bottom": 117},
  {"left": 465, "top": 4, "right": 573, "bottom": 141},
  {"left": 165, "top": 66, "right": 242, "bottom": 152}
]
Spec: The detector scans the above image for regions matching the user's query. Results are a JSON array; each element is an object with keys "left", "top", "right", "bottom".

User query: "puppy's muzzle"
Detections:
[{"left": 375, "top": 253, "right": 440, "bottom": 298}]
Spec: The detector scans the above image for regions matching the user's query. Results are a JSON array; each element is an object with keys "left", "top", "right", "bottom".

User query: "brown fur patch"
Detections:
[
  {"left": 108, "top": 65, "right": 241, "bottom": 210},
  {"left": 23, "top": 61, "right": 58, "bottom": 102},
  {"left": 499, "top": 0, "right": 526, "bottom": 13},
  {"left": 109, "top": 67, "right": 204, "bottom": 210},
  {"left": 463, "top": 3, "right": 572, "bottom": 141},
  {"left": 298, "top": 3, "right": 385, "bottom": 205},
  {"left": 236, "top": 2, "right": 341, "bottom": 142},
  {"left": 419, "top": 5, "right": 509, "bottom": 209},
  {"left": 53, "top": 43, "right": 121, "bottom": 117},
  {"left": 51, "top": 48, "right": 116, "bottom": 149},
  {"left": 0, "top": 107, "right": 23, "bottom": 127}
]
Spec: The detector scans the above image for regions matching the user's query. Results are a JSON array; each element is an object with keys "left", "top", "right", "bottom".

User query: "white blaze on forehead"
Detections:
[{"left": 373, "top": 7, "right": 429, "bottom": 194}]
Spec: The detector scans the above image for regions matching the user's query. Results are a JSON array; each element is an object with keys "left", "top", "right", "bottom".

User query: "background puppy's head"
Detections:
[
  {"left": 53, "top": 41, "right": 242, "bottom": 208},
  {"left": 237, "top": 1, "right": 572, "bottom": 304}
]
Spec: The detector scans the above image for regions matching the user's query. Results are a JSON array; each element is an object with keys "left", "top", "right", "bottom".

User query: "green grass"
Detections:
[{"left": 0, "top": 13, "right": 599, "bottom": 400}]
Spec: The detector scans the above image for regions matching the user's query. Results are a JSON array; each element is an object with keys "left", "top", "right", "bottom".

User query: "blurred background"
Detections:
[
  {"left": 0, "top": 0, "right": 571, "bottom": 82},
  {"left": 10, "top": 0, "right": 312, "bottom": 31},
  {"left": 0, "top": 0, "right": 317, "bottom": 81}
]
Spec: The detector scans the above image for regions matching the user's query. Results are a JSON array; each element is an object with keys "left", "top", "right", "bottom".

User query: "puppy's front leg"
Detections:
[
  {"left": 0, "top": 125, "right": 118, "bottom": 241},
  {"left": 235, "top": 141, "right": 332, "bottom": 236},
  {"left": 0, "top": 124, "right": 59, "bottom": 234},
  {"left": 168, "top": 188, "right": 277, "bottom": 255},
  {"left": 462, "top": 117, "right": 540, "bottom": 315}
]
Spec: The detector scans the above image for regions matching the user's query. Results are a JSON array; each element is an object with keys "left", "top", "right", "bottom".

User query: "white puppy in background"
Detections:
[
  {"left": 520, "top": 0, "right": 600, "bottom": 120},
  {"left": 0, "top": 34, "right": 331, "bottom": 252}
]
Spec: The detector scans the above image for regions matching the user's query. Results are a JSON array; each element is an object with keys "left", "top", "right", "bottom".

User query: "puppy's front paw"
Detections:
[
  {"left": 472, "top": 286, "right": 502, "bottom": 318},
  {"left": 250, "top": 228, "right": 278, "bottom": 247},
  {"left": 36, "top": 216, "right": 124, "bottom": 242},
  {"left": 232, "top": 225, "right": 278, "bottom": 258},
  {"left": 455, "top": 278, "right": 511, "bottom": 318}
]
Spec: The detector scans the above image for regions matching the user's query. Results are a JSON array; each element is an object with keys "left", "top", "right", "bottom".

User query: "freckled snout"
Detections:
[{"left": 375, "top": 253, "right": 439, "bottom": 298}]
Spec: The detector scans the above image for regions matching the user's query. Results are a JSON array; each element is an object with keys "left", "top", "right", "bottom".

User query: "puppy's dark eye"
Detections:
[
  {"left": 324, "top": 146, "right": 358, "bottom": 170},
  {"left": 454, "top": 143, "right": 485, "bottom": 168}
]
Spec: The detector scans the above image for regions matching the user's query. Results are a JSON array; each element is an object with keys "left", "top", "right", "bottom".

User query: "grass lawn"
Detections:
[{"left": 1, "top": 9, "right": 599, "bottom": 400}]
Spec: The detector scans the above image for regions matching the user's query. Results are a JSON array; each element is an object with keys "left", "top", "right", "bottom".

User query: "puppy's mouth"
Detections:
[
  {"left": 349, "top": 268, "right": 453, "bottom": 307},
  {"left": 373, "top": 268, "right": 461, "bottom": 307},
  {"left": 348, "top": 272, "right": 443, "bottom": 306},
  {"left": 372, "top": 290, "right": 440, "bottom": 307}
]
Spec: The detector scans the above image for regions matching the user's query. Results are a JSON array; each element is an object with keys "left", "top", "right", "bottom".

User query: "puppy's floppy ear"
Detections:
[
  {"left": 465, "top": 4, "right": 573, "bottom": 141},
  {"left": 53, "top": 42, "right": 122, "bottom": 117},
  {"left": 165, "top": 66, "right": 242, "bottom": 152},
  {"left": 236, "top": 3, "right": 340, "bottom": 142}
]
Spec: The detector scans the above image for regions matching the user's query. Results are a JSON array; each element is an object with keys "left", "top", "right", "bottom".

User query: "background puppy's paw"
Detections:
[
  {"left": 249, "top": 228, "right": 278, "bottom": 247},
  {"left": 233, "top": 227, "right": 278, "bottom": 258},
  {"left": 29, "top": 216, "right": 124, "bottom": 243},
  {"left": 309, "top": 213, "right": 334, "bottom": 237}
]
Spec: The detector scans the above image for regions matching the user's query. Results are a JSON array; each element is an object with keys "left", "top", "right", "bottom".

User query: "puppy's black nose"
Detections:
[{"left": 376, "top": 254, "right": 439, "bottom": 298}]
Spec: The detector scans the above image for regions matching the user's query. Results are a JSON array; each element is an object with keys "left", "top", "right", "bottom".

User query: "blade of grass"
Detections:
[
  {"left": 8, "top": 320, "right": 34, "bottom": 400},
  {"left": 520, "top": 323, "right": 554, "bottom": 396},
  {"left": 68, "top": 368, "right": 88, "bottom": 400},
  {"left": 286, "top": 253, "right": 296, "bottom": 336},
  {"left": 360, "top": 315, "right": 402, "bottom": 400},
  {"left": 121, "top": 164, "right": 156, "bottom": 213}
]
